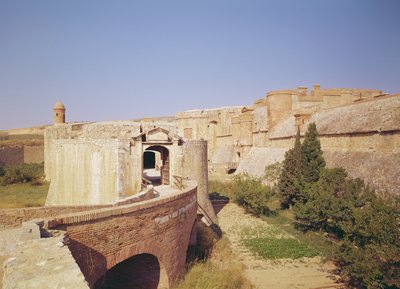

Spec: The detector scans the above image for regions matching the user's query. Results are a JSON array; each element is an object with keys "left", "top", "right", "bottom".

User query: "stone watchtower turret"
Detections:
[{"left": 53, "top": 100, "right": 66, "bottom": 124}]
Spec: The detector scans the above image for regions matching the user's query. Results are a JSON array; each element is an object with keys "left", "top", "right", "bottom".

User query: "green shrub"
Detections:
[
  {"left": 294, "top": 167, "right": 400, "bottom": 288},
  {"left": 1, "top": 163, "right": 45, "bottom": 186},
  {"left": 336, "top": 240, "right": 400, "bottom": 289},
  {"left": 263, "top": 162, "right": 282, "bottom": 186},
  {"left": 301, "top": 122, "right": 325, "bottom": 183},
  {"left": 232, "top": 173, "right": 273, "bottom": 216},
  {"left": 338, "top": 195, "right": 400, "bottom": 289},
  {"left": 277, "top": 129, "right": 302, "bottom": 208},
  {"left": 208, "top": 179, "right": 233, "bottom": 200},
  {"left": 294, "top": 168, "right": 374, "bottom": 237},
  {"left": 274, "top": 122, "right": 400, "bottom": 288}
]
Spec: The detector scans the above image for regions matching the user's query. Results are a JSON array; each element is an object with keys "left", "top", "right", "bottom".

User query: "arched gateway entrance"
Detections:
[
  {"left": 135, "top": 126, "right": 182, "bottom": 188},
  {"left": 142, "top": 145, "right": 170, "bottom": 186}
]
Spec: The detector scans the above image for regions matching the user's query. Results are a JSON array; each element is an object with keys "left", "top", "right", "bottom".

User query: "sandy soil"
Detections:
[{"left": 217, "top": 203, "right": 345, "bottom": 289}]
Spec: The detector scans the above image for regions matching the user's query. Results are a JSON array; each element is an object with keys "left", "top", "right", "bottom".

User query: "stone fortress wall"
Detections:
[
  {"left": 174, "top": 85, "right": 400, "bottom": 195},
  {"left": 44, "top": 84, "right": 400, "bottom": 198},
  {"left": 0, "top": 126, "right": 45, "bottom": 166},
  {"left": 0, "top": 145, "right": 44, "bottom": 166},
  {"left": 45, "top": 117, "right": 217, "bottom": 224}
]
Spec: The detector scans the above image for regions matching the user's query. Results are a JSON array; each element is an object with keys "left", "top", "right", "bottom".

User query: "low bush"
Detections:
[
  {"left": 1, "top": 163, "right": 45, "bottom": 186},
  {"left": 263, "top": 162, "right": 282, "bottom": 187},
  {"left": 294, "top": 168, "right": 372, "bottom": 236},
  {"left": 335, "top": 196, "right": 400, "bottom": 289},
  {"left": 232, "top": 173, "right": 273, "bottom": 216},
  {"left": 208, "top": 179, "right": 233, "bottom": 200},
  {"left": 293, "top": 168, "right": 400, "bottom": 288}
]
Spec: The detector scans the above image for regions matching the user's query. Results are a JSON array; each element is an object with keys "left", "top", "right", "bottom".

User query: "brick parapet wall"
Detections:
[
  {"left": 16, "top": 185, "right": 197, "bottom": 287},
  {"left": 41, "top": 185, "right": 192, "bottom": 230},
  {"left": 0, "top": 186, "right": 155, "bottom": 230},
  {"left": 4, "top": 185, "right": 195, "bottom": 288},
  {"left": 59, "top": 185, "right": 197, "bottom": 287}
]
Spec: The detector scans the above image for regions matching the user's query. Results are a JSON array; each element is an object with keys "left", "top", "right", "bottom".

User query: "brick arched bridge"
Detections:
[{"left": 1, "top": 184, "right": 198, "bottom": 289}]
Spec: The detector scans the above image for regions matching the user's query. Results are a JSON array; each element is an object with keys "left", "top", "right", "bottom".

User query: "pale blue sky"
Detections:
[{"left": 0, "top": 0, "right": 399, "bottom": 129}]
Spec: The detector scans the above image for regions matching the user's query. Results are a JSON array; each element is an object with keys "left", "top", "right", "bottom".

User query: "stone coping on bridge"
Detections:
[{"left": 17, "top": 183, "right": 196, "bottom": 239}]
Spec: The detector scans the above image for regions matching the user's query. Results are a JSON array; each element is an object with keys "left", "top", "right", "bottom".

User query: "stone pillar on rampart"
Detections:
[
  {"left": 182, "top": 140, "right": 217, "bottom": 224},
  {"left": 53, "top": 101, "right": 66, "bottom": 124}
]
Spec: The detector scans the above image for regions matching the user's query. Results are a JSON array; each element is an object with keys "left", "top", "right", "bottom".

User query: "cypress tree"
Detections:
[
  {"left": 277, "top": 128, "right": 302, "bottom": 208},
  {"left": 301, "top": 122, "right": 325, "bottom": 183}
]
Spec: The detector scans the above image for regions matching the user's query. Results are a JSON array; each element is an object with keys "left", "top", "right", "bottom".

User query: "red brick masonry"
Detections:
[{"left": 2, "top": 186, "right": 197, "bottom": 288}]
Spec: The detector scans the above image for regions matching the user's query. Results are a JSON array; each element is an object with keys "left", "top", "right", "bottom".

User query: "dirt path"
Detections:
[{"left": 217, "top": 203, "right": 343, "bottom": 289}]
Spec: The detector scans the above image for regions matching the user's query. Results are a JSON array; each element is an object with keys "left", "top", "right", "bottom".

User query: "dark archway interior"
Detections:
[
  {"left": 94, "top": 254, "right": 161, "bottom": 289},
  {"left": 143, "top": 146, "right": 170, "bottom": 185},
  {"left": 143, "top": 151, "right": 156, "bottom": 169}
]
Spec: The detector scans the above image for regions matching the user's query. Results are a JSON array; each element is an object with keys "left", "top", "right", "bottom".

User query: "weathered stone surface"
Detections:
[
  {"left": 269, "top": 96, "right": 400, "bottom": 139},
  {"left": 3, "top": 235, "right": 89, "bottom": 289},
  {"left": 324, "top": 150, "right": 400, "bottom": 196},
  {"left": 235, "top": 147, "right": 286, "bottom": 177},
  {"left": 311, "top": 96, "right": 400, "bottom": 135},
  {"left": 0, "top": 228, "right": 20, "bottom": 256}
]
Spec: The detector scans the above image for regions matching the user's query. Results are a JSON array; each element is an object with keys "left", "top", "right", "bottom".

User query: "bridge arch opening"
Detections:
[
  {"left": 143, "top": 146, "right": 169, "bottom": 186},
  {"left": 94, "top": 253, "right": 168, "bottom": 289}
]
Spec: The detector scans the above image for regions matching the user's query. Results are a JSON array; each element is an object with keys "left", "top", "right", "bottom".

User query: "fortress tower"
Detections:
[{"left": 53, "top": 100, "right": 66, "bottom": 124}]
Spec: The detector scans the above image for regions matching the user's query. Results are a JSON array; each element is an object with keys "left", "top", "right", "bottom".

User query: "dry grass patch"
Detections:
[
  {"left": 0, "top": 183, "right": 48, "bottom": 208},
  {"left": 176, "top": 223, "right": 254, "bottom": 289},
  {"left": 0, "top": 134, "right": 43, "bottom": 147},
  {"left": 175, "top": 260, "right": 253, "bottom": 289}
]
